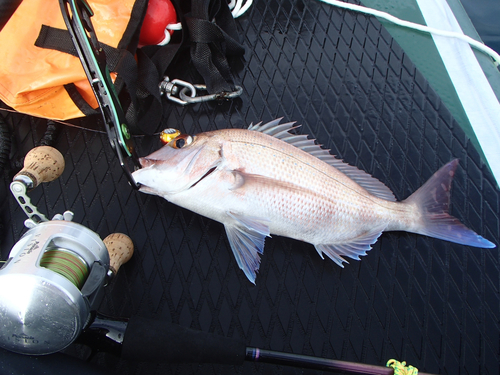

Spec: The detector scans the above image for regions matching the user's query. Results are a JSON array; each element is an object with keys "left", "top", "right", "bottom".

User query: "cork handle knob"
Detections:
[
  {"left": 103, "top": 233, "right": 134, "bottom": 275},
  {"left": 14, "top": 146, "right": 65, "bottom": 188}
]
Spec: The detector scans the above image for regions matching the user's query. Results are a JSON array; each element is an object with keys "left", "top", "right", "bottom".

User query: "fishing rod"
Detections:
[
  {"left": 79, "top": 313, "right": 432, "bottom": 375},
  {"left": 0, "top": 311, "right": 429, "bottom": 375},
  {"left": 0, "top": 310, "right": 431, "bottom": 375}
]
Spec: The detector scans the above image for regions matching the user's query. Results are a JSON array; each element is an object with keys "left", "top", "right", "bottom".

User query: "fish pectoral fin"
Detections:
[
  {"left": 314, "top": 224, "right": 386, "bottom": 267},
  {"left": 224, "top": 212, "right": 271, "bottom": 284}
]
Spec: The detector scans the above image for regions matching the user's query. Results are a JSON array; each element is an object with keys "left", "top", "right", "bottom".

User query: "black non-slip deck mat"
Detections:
[{"left": 1, "top": 0, "right": 499, "bottom": 374}]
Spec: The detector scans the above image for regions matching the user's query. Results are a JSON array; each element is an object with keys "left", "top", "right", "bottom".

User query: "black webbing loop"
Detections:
[{"left": 185, "top": 0, "right": 244, "bottom": 94}]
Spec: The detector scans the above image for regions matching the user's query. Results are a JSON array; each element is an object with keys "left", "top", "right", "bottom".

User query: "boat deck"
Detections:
[{"left": 1, "top": 0, "right": 499, "bottom": 374}]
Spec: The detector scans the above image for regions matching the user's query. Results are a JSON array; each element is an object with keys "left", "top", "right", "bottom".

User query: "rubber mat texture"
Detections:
[{"left": 1, "top": 0, "right": 499, "bottom": 374}]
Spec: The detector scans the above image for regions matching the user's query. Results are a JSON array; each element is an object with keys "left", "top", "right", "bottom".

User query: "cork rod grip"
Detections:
[
  {"left": 14, "top": 146, "right": 65, "bottom": 188},
  {"left": 103, "top": 233, "right": 134, "bottom": 274}
]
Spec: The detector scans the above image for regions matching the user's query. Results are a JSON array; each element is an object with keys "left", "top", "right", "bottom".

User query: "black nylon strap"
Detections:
[
  {"left": 131, "top": 0, "right": 187, "bottom": 134},
  {"left": 118, "top": 0, "right": 148, "bottom": 51},
  {"left": 185, "top": 0, "right": 244, "bottom": 94},
  {"left": 35, "top": 25, "right": 127, "bottom": 72},
  {"left": 63, "top": 83, "right": 98, "bottom": 116},
  {"left": 35, "top": 25, "right": 78, "bottom": 56}
]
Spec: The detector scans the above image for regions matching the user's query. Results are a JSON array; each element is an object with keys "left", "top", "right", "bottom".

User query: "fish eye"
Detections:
[
  {"left": 176, "top": 138, "right": 185, "bottom": 148},
  {"left": 169, "top": 134, "right": 193, "bottom": 149}
]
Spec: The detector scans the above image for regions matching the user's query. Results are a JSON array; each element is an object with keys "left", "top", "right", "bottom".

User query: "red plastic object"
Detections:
[{"left": 139, "top": 0, "right": 177, "bottom": 46}]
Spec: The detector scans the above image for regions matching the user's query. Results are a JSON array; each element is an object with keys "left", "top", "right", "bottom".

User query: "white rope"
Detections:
[
  {"left": 228, "top": 0, "right": 253, "bottom": 18},
  {"left": 166, "top": 22, "right": 182, "bottom": 31},
  {"left": 317, "top": 0, "right": 500, "bottom": 66}
]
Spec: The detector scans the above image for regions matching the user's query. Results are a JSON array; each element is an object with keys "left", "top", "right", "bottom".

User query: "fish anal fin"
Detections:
[
  {"left": 315, "top": 224, "right": 386, "bottom": 267},
  {"left": 224, "top": 212, "right": 271, "bottom": 284}
]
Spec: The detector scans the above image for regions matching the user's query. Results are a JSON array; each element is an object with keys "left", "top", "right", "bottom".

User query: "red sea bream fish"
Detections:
[{"left": 132, "top": 119, "right": 495, "bottom": 283}]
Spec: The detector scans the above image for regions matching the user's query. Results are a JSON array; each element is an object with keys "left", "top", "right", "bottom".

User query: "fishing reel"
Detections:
[{"left": 0, "top": 146, "right": 133, "bottom": 355}]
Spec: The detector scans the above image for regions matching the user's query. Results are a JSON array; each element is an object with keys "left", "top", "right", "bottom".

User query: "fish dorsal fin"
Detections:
[
  {"left": 314, "top": 224, "right": 386, "bottom": 267},
  {"left": 249, "top": 119, "right": 396, "bottom": 201},
  {"left": 224, "top": 211, "right": 271, "bottom": 284}
]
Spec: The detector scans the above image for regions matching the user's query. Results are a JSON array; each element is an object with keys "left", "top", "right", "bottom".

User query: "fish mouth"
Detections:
[
  {"left": 139, "top": 157, "right": 156, "bottom": 168},
  {"left": 134, "top": 145, "right": 217, "bottom": 194}
]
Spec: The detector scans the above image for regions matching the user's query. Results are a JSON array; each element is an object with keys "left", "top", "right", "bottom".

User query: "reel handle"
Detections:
[
  {"left": 14, "top": 146, "right": 65, "bottom": 188},
  {"left": 103, "top": 233, "right": 134, "bottom": 274}
]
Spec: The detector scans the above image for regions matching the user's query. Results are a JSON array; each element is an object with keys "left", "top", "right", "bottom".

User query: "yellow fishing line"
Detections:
[{"left": 387, "top": 359, "right": 419, "bottom": 375}]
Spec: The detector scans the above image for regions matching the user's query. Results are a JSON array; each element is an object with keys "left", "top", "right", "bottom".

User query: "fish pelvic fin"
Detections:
[
  {"left": 314, "top": 224, "right": 386, "bottom": 267},
  {"left": 404, "top": 159, "right": 495, "bottom": 248},
  {"left": 224, "top": 212, "right": 271, "bottom": 284}
]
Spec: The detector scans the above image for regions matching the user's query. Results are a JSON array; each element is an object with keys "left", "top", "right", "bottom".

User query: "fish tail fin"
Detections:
[{"left": 404, "top": 159, "right": 495, "bottom": 248}]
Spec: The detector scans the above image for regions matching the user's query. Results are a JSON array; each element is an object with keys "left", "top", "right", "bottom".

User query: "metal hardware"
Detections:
[
  {"left": 10, "top": 180, "right": 49, "bottom": 224},
  {"left": 180, "top": 84, "right": 243, "bottom": 104},
  {"left": 160, "top": 76, "right": 243, "bottom": 105},
  {"left": 159, "top": 77, "right": 196, "bottom": 105},
  {"left": 11, "top": 176, "right": 79, "bottom": 229}
]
